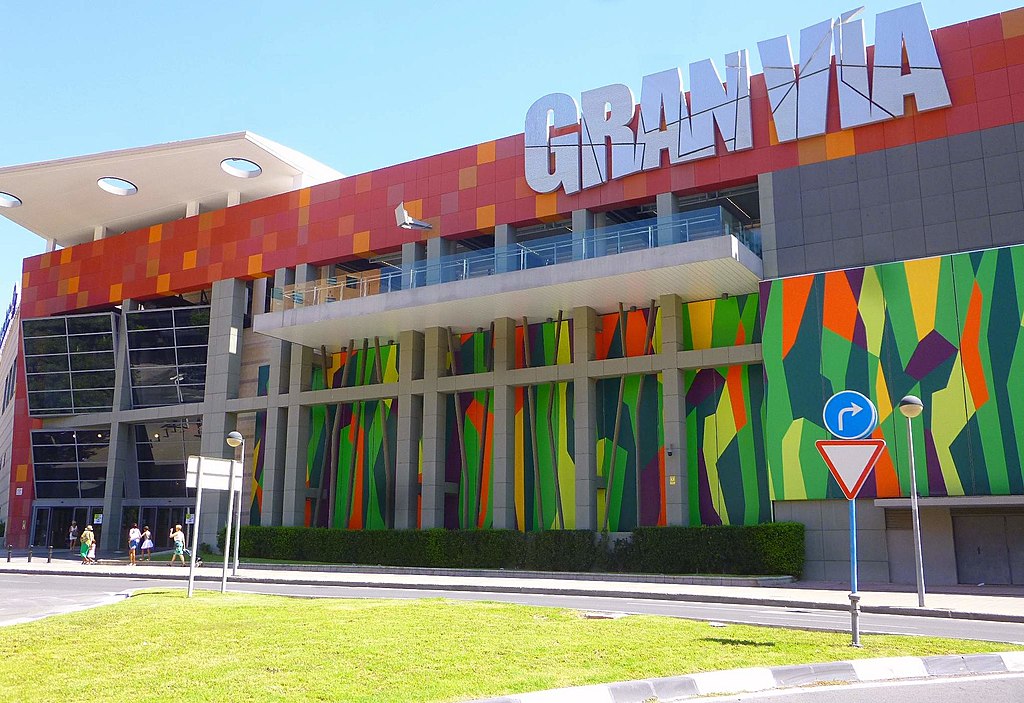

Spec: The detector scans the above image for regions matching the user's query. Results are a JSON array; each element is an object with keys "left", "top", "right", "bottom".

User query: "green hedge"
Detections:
[{"left": 222, "top": 522, "right": 803, "bottom": 577}]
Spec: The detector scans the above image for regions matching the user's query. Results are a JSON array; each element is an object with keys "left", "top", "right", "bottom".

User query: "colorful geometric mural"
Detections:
[
  {"left": 446, "top": 326, "right": 495, "bottom": 529},
  {"left": 685, "top": 365, "right": 770, "bottom": 525},
  {"left": 762, "top": 245, "right": 1024, "bottom": 501},
  {"left": 595, "top": 305, "right": 664, "bottom": 531},
  {"left": 681, "top": 293, "right": 761, "bottom": 349},
  {"left": 307, "top": 342, "right": 399, "bottom": 529},
  {"left": 249, "top": 364, "right": 269, "bottom": 526}
]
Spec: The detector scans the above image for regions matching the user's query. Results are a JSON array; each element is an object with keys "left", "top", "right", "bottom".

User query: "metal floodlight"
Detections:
[
  {"left": 226, "top": 431, "right": 243, "bottom": 448},
  {"left": 395, "top": 201, "right": 432, "bottom": 230},
  {"left": 898, "top": 395, "right": 924, "bottom": 419}
]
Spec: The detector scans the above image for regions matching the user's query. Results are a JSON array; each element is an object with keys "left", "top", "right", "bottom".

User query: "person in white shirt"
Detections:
[{"left": 127, "top": 523, "right": 142, "bottom": 566}]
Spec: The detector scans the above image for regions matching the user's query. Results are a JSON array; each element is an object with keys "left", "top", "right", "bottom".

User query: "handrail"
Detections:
[{"left": 270, "top": 207, "right": 760, "bottom": 311}]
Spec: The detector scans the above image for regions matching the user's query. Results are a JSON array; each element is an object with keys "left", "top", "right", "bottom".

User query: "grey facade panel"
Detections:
[
  {"left": 919, "top": 165, "right": 953, "bottom": 198},
  {"left": 916, "top": 138, "right": 950, "bottom": 169},
  {"left": 756, "top": 122, "right": 1024, "bottom": 278}
]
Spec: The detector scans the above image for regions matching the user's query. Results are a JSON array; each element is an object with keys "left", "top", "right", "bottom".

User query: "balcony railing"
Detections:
[{"left": 270, "top": 207, "right": 760, "bottom": 311}]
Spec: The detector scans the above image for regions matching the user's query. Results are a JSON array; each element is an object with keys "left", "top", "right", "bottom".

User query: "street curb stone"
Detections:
[{"left": 465, "top": 652, "right": 1023, "bottom": 702}]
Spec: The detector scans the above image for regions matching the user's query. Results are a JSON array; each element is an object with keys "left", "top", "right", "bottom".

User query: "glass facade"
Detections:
[
  {"left": 133, "top": 417, "right": 201, "bottom": 498},
  {"left": 126, "top": 307, "right": 210, "bottom": 408},
  {"left": 22, "top": 313, "right": 117, "bottom": 416},
  {"left": 31, "top": 427, "right": 110, "bottom": 499}
]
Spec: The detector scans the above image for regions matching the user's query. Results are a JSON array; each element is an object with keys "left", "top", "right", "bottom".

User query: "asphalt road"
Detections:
[
  {"left": 693, "top": 673, "right": 1024, "bottom": 702},
  {"left": 5, "top": 572, "right": 1024, "bottom": 644}
]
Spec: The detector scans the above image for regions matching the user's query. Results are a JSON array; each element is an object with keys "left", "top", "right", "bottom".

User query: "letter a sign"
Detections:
[{"left": 816, "top": 439, "right": 887, "bottom": 499}]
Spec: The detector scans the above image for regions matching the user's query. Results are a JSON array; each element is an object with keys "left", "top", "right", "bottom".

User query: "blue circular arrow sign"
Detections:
[{"left": 822, "top": 390, "right": 878, "bottom": 440}]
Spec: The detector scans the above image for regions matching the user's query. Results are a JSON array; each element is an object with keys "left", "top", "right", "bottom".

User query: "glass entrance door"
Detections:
[{"left": 30, "top": 506, "right": 103, "bottom": 550}]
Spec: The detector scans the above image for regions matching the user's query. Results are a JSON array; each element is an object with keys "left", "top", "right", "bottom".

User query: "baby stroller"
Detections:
[{"left": 183, "top": 547, "right": 203, "bottom": 567}]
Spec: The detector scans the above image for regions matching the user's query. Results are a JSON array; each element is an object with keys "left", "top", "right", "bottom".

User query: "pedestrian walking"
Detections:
[
  {"left": 87, "top": 534, "right": 97, "bottom": 564},
  {"left": 68, "top": 521, "right": 78, "bottom": 552},
  {"left": 128, "top": 523, "right": 142, "bottom": 566},
  {"left": 140, "top": 526, "right": 153, "bottom": 561},
  {"left": 79, "top": 525, "right": 94, "bottom": 565},
  {"left": 169, "top": 524, "right": 186, "bottom": 566}
]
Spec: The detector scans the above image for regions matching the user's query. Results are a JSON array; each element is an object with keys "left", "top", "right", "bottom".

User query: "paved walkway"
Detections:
[{"left": 2, "top": 556, "right": 1023, "bottom": 623}]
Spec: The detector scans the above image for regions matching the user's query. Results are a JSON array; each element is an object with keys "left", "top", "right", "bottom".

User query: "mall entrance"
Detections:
[
  {"left": 120, "top": 505, "right": 194, "bottom": 550},
  {"left": 31, "top": 505, "right": 103, "bottom": 550}
]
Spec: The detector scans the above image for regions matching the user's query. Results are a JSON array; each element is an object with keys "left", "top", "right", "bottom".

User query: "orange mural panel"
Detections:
[
  {"left": 960, "top": 282, "right": 989, "bottom": 410},
  {"left": 822, "top": 271, "right": 858, "bottom": 342}
]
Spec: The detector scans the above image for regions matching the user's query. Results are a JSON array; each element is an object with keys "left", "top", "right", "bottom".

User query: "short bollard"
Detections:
[
  {"left": 48, "top": 545, "right": 53, "bottom": 563},
  {"left": 27, "top": 545, "right": 32, "bottom": 563},
  {"left": 849, "top": 593, "right": 862, "bottom": 648},
  {"left": 6, "top": 545, "right": 11, "bottom": 562}
]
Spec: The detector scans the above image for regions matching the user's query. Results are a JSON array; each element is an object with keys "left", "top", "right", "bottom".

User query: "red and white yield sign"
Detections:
[{"left": 815, "top": 439, "right": 887, "bottom": 499}]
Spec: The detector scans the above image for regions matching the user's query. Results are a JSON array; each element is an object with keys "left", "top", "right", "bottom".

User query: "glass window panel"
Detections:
[
  {"left": 72, "top": 389, "right": 114, "bottom": 411},
  {"left": 77, "top": 444, "right": 109, "bottom": 464},
  {"left": 34, "top": 481, "right": 80, "bottom": 498},
  {"left": 33, "top": 430, "right": 77, "bottom": 445},
  {"left": 32, "top": 445, "right": 78, "bottom": 463},
  {"left": 70, "top": 352, "right": 115, "bottom": 372},
  {"left": 71, "top": 370, "right": 115, "bottom": 390},
  {"left": 67, "top": 334, "right": 113, "bottom": 353},
  {"left": 66, "top": 315, "right": 113, "bottom": 335},
  {"left": 172, "top": 366, "right": 207, "bottom": 384},
  {"left": 132, "top": 386, "right": 182, "bottom": 408},
  {"left": 138, "top": 464, "right": 185, "bottom": 480},
  {"left": 25, "top": 355, "right": 69, "bottom": 374},
  {"left": 174, "top": 308, "right": 210, "bottom": 327},
  {"left": 130, "top": 348, "right": 177, "bottom": 367},
  {"left": 24, "top": 336, "right": 68, "bottom": 355},
  {"left": 126, "top": 310, "right": 173, "bottom": 331},
  {"left": 179, "top": 386, "right": 205, "bottom": 403},
  {"left": 140, "top": 480, "right": 187, "bottom": 498},
  {"left": 174, "top": 327, "right": 209, "bottom": 346},
  {"left": 130, "top": 365, "right": 177, "bottom": 387},
  {"left": 78, "top": 466, "right": 107, "bottom": 481},
  {"left": 128, "top": 329, "right": 176, "bottom": 349},
  {"left": 22, "top": 318, "right": 66, "bottom": 338},
  {"left": 176, "top": 347, "right": 208, "bottom": 365},
  {"left": 33, "top": 464, "right": 78, "bottom": 481},
  {"left": 26, "top": 373, "right": 71, "bottom": 392},
  {"left": 27, "top": 390, "right": 73, "bottom": 412},
  {"left": 79, "top": 481, "right": 106, "bottom": 499}
]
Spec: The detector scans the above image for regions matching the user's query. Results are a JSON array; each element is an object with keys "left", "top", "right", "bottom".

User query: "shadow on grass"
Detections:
[{"left": 701, "top": 637, "right": 776, "bottom": 647}]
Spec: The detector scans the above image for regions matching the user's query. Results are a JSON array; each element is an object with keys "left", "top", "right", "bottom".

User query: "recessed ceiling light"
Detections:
[
  {"left": 97, "top": 177, "right": 138, "bottom": 196},
  {"left": 0, "top": 192, "right": 22, "bottom": 208},
  {"left": 221, "top": 157, "right": 262, "bottom": 179}
]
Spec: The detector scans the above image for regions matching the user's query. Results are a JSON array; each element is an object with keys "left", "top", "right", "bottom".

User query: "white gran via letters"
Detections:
[{"left": 524, "top": 2, "right": 952, "bottom": 195}]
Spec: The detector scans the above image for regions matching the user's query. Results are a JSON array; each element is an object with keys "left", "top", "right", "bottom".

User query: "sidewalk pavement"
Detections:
[{"left": 2, "top": 557, "right": 1023, "bottom": 623}]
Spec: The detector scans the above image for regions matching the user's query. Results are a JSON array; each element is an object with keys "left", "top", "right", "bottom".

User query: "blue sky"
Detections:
[{"left": 0, "top": 1, "right": 1013, "bottom": 299}]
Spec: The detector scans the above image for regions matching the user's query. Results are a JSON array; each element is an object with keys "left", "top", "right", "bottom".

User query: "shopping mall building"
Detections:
[{"left": 1, "top": 3, "right": 1022, "bottom": 585}]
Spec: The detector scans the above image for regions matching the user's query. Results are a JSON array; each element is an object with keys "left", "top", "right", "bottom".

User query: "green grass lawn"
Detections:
[{"left": 0, "top": 591, "right": 1017, "bottom": 703}]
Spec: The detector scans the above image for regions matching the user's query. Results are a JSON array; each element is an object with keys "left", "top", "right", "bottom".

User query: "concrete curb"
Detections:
[
  {"left": 3, "top": 564, "right": 1024, "bottom": 624},
  {"left": 467, "top": 652, "right": 1024, "bottom": 702}
]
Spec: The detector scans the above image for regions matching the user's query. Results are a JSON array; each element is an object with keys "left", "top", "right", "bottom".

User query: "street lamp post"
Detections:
[
  {"left": 898, "top": 395, "right": 926, "bottom": 607},
  {"left": 226, "top": 431, "right": 244, "bottom": 576}
]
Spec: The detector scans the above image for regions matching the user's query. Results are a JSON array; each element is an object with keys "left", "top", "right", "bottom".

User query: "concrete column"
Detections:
[
  {"left": 93, "top": 225, "right": 107, "bottom": 242},
  {"left": 186, "top": 200, "right": 200, "bottom": 218},
  {"left": 659, "top": 293, "right": 688, "bottom": 526},
  {"left": 258, "top": 268, "right": 294, "bottom": 526},
  {"left": 495, "top": 224, "right": 517, "bottom": 273},
  {"left": 281, "top": 403, "right": 311, "bottom": 527},
  {"left": 572, "top": 306, "right": 598, "bottom": 530},
  {"left": 572, "top": 209, "right": 595, "bottom": 261},
  {"left": 401, "top": 241, "right": 425, "bottom": 289},
  {"left": 425, "top": 238, "right": 454, "bottom": 285},
  {"left": 656, "top": 192, "right": 680, "bottom": 246},
  {"left": 420, "top": 327, "right": 448, "bottom": 528},
  {"left": 199, "top": 277, "right": 247, "bottom": 547},
  {"left": 100, "top": 421, "right": 136, "bottom": 552},
  {"left": 395, "top": 329, "right": 424, "bottom": 529},
  {"left": 490, "top": 317, "right": 517, "bottom": 529}
]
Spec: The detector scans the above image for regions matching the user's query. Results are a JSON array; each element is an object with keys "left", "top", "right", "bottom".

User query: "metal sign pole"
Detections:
[
  {"left": 232, "top": 451, "right": 243, "bottom": 576},
  {"left": 848, "top": 498, "right": 861, "bottom": 647},
  {"left": 221, "top": 458, "right": 237, "bottom": 594},
  {"left": 186, "top": 459, "right": 205, "bottom": 598}
]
